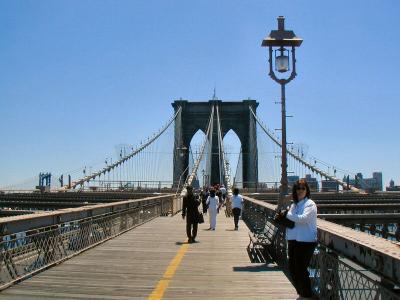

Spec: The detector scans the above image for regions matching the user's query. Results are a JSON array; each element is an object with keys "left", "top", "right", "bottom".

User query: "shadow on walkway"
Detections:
[
  {"left": 233, "top": 263, "right": 281, "bottom": 272},
  {"left": 175, "top": 241, "right": 190, "bottom": 245}
]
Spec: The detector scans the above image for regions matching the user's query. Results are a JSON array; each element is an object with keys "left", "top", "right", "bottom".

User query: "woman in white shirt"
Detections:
[
  {"left": 285, "top": 179, "right": 317, "bottom": 299},
  {"left": 206, "top": 188, "right": 219, "bottom": 230},
  {"left": 231, "top": 187, "right": 243, "bottom": 230}
]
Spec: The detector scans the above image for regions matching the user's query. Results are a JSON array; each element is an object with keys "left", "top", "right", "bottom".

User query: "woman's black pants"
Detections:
[
  {"left": 232, "top": 208, "right": 241, "bottom": 228},
  {"left": 288, "top": 240, "right": 317, "bottom": 297}
]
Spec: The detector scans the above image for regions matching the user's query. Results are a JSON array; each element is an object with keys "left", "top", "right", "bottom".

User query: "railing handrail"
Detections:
[
  {"left": 0, "top": 194, "right": 174, "bottom": 236},
  {"left": 243, "top": 195, "right": 400, "bottom": 285}
]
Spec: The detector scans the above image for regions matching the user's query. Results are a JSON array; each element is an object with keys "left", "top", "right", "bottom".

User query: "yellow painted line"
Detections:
[{"left": 148, "top": 243, "right": 189, "bottom": 300}]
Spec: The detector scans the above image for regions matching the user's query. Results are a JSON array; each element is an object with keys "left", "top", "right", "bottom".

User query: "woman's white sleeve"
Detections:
[{"left": 286, "top": 203, "right": 316, "bottom": 224}]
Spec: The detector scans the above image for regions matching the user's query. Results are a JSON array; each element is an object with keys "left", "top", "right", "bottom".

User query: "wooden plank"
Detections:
[{"left": 0, "top": 211, "right": 297, "bottom": 299}]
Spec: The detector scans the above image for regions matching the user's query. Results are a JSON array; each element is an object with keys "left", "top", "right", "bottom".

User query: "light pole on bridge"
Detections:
[{"left": 262, "top": 16, "right": 303, "bottom": 208}]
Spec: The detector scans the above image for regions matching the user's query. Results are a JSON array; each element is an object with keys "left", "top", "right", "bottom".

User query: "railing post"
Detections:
[
  {"left": 382, "top": 223, "right": 389, "bottom": 239},
  {"left": 317, "top": 247, "right": 341, "bottom": 300}
]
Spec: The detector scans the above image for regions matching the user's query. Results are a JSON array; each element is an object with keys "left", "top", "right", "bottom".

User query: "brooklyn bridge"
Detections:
[
  {"left": 0, "top": 99, "right": 399, "bottom": 299},
  {"left": 1, "top": 1, "right": 400, "bottom": 298}
]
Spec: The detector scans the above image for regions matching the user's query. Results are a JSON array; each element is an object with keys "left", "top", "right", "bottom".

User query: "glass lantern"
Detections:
[{"left": 275, "top": 48, "right": 290, "bottom": 73}]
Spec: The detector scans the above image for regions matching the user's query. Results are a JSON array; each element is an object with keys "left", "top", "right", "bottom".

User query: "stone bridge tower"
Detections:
[{"left": 172, "top": 99, "right": 258, "bottom": 188}]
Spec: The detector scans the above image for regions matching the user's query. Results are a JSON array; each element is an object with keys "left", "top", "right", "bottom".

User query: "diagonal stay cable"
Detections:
[
  {"left": 233, "top": 147, "right": 242, "bottom": 187},
  {"left": 216, "top": 105, "right": 232, "bottom": 196},
  {"left": 249, "top": 107, "right": 361, "bottom": 193},
  {"left": 181, "top": 105, "right": 214, "bottom": 195}
]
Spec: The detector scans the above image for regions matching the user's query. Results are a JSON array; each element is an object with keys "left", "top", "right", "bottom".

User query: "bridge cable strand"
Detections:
[
  {"left": 216, "top": 105, "right": 233, "bottom": 196},
  {"left": 307, "top": 155, "right": 373, "bottom": 189},
  {"left": 181, "top": 105, "right": 215, "bottom": 195},
  {"left": 205, "top": 111, "right": 213, "bottom": 188},
  {"left": 249, "top": 107, "right": 362, "bottom": 193},
  {"left": 233, "top": 147, "right": 243, "bottom": 187},
  {"left": 61, "top": 107, "right": 182, "bottom": 191}
]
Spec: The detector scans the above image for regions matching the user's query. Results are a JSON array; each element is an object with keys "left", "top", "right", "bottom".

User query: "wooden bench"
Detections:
[{"left": 247, "top": 222, "right": 279, "bottom": 263}]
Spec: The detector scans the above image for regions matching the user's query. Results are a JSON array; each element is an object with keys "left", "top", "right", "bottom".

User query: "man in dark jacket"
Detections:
[{"left": 182, "top": 186, "right": 200, "bottom": 243}]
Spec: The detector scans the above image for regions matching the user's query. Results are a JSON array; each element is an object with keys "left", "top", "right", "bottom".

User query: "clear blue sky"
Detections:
[{"left": 1, "top": 0, "right": 399, "bottom": 188}]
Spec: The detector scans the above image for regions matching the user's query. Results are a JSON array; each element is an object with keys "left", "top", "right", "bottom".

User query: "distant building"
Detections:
[
  {"left": 305, "top": 174, "right": 319, "bottom": 192},
  {"left": 365, "top": 172, "right": 383, "bottom": 191},
  {"left": 321, "top": 180, "right": 339, "bottom": 192},
  {"left": 344, "top": 172, "right": 383, "bottom": 192},
  {"left": 287, "top": 174, "right": 319, "bottom": 192},
  {"left": 386, "top": 179, "right": 400, "bottom": 191},
  {"left": 288, "top": 175, "right": 299, "bottom": 190}
]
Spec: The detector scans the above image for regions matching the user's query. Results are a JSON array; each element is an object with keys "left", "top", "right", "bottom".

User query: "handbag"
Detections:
[
  {"left": 273, "top": 210, "right": 295, "bottom": 229},
  {"left": 197, "top": 212, "right": 204, "bottom": 224}
]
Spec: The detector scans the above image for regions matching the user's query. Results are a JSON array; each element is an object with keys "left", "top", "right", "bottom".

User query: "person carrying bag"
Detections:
[
  {"left": 182, "top": 186, "right": 201, "bottom": 243},
  {"left": 197, "top": 211, "right": 204, "bottom": 224}
]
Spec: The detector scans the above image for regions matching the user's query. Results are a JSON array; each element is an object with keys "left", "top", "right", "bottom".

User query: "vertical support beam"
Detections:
[
  {"left": 382, "top": 223, "right": 389, "bottom": 239},
  {"left": 243, "top": 101, "right": 259, "bottom": 188},
  {"left": 279, "top": 83, "right": 288, "bottom": 207},
  {"left": 210, "top": 104, "right": 220, "bottom": 185},
  {"left": 172, "top": 101, "right": 186, "bottom": 188}
]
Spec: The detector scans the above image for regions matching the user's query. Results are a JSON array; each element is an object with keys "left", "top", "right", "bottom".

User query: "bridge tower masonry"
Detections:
[{"left": 172, "top": 99, "right": 259, "bottom": 188}]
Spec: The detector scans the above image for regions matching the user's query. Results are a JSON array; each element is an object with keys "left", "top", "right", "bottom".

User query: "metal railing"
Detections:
[
  {"left": 242, "top": 196, "right": 400, "bottom": 299},
  {"left": 0, "top": 194, "right": 174, "bottom": 290}
]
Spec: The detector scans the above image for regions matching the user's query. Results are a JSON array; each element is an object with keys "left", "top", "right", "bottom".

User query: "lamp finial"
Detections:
[{"left": 277, "top": 16, "right": 285, "bottom": 31}]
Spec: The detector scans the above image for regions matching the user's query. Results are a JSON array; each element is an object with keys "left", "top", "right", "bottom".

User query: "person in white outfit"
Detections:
[
  {"left": 231, "top": 187, "right": 244, "bottom": 230},
  {"left": 206, "top": 188, "right": 219, "bottom": 230}
]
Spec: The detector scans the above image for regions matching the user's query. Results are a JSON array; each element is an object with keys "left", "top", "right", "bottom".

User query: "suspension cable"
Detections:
[
  {"left": 233, "top": 147, "right": 242, "bottom": 187},
  {"left": 60, "top": 107, "right": 182, "bottom": 190},
  {"left": 181, "top": 105, "right": 215, "bottom": 194},
  {"left": 249, "top": 107, "right": 361, "bottom": 193}
]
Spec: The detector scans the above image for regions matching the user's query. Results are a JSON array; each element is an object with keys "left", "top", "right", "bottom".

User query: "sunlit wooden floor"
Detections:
[{"left": 1, "top": 211, "right": 297, "bottom": 299}]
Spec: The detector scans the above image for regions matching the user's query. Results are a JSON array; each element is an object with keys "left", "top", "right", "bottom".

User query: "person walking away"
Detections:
[
  {"left": 285, "top": 179, "right": 317, "bottom": 299},
  {"left": 182, "top": 186, "right": 201, "bottom": 243},
  {"left": 200, "top": 189, "right": 208, "bottom": 214},
  {"left": 206, "top": 188, "right": 219, "bottom": 230},
  {"left": 231, "top": 188, "right": 243, "bottom": 230},
  {"left": 225, "top": 195, "right": 232, "bottom": 217},
  {"left": 216, "top": 187, "right": 223, "bottom": 214},
  {"left": 220, "top": 185, "right": 227, "bottom": 201}
]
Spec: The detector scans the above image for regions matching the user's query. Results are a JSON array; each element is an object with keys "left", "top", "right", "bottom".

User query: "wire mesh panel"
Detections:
[{"left": 0, "top": 197, "right": 172, "bottom": 290}]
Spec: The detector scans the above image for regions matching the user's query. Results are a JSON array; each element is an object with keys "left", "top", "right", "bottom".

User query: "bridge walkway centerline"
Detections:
[{"left": 0, "top": 212, "right": 297, "bottom": 299}]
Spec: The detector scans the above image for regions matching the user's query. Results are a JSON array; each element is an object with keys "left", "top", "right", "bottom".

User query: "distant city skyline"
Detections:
[{"left": 1, "top": 1, "right": 399, "bottom": 188}]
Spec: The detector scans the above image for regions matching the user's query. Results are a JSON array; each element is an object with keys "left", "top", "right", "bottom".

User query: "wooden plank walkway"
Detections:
[{"left": 0, "top": 212, "right": 297, "bottom": 299}]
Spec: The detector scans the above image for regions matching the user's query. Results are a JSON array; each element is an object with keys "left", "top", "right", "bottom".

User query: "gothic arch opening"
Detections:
[
  {"left": 223, "top": 129, "right": 242, "bottom": 186},
  {"left": 189, "top": 129, "right": 207, "bottom": 188}
]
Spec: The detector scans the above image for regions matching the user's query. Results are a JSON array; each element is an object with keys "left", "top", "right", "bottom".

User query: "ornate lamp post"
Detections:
[{"left": 262, "top": 16, "right": 303, "bottom": 208}]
